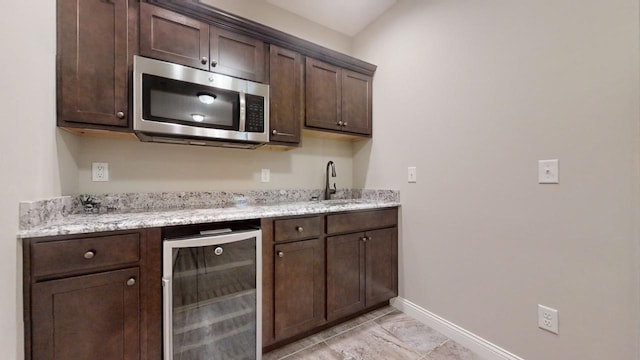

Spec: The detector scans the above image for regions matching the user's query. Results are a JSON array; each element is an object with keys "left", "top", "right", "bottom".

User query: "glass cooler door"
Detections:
[{"left": 163, "top": 229, "right": 262, "bottom": 360}]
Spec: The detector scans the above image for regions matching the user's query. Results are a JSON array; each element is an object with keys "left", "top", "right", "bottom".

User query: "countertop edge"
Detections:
[{"left": 18, "top": 201, "right": 401, "bottom": 239}]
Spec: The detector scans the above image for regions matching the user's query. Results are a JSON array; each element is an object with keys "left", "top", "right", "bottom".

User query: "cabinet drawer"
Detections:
[
  {"left": 327, "top": 208, "right": 397, "bottom": 235},
  {"left": 31, "top": 233, "right": 140, "bottom": 277},
  {"left": 274, "top": 216, "right": 321, "bottom": 242}
]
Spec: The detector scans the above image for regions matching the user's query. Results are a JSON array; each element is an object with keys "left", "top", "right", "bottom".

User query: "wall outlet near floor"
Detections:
[
  {"left": 261, "top": 168, "right": 270, "bottom": 183},
  {"left": 408, "top": 166, "right": 417, "bottom": 183},
  {"left": 538, "top": 304, "right": 559, "bottom": 334},
  {"left": 92, "top": 162, "right": 109, "bottom": 182}
]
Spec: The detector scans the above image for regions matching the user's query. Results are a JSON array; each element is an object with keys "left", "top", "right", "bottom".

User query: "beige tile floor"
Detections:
[{"left": 263, "top": 306, "right": 487, "bottom": 360}]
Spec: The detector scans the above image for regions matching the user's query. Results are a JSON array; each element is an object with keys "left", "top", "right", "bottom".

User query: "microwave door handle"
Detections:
[{"left": 239, "top": 92, "right": 246, "bottom": 132}]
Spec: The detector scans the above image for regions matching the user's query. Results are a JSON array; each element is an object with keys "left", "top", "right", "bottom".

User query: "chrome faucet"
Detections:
[{"left": 325, "top": 161, "right": 337, "bottom": 200}]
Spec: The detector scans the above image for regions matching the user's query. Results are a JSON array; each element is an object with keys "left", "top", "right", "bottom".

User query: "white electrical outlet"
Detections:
[
  {"left": 408, "top": 167, "right": 417, "bottom": 183},
  {"left": 261, "top": 168, "right": 270, "bottom": 183},
  {"left": 92, "top": 162, "right": 109, "bottom": 182},
  {"left": 538, "top": 304, "right": 559, "bottom": 334},
  {"left": 538, "top": 159, "right": 559, "bottom": 184}
]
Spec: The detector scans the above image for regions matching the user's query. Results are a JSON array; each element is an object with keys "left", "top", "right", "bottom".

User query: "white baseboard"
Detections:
[{"left": 390, "top": 297, "right": 525, "bottom": 360}]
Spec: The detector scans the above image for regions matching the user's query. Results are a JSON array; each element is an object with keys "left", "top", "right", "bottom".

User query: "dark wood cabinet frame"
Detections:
[
  {"left": 23, "top": 228, "right": 162, "bottom": 360},
  {"left": 261, "top": 207, "right": 398, "bottom": 352},
  {"left": 147, "top": 0, "right": 376, "bottom": 77}
]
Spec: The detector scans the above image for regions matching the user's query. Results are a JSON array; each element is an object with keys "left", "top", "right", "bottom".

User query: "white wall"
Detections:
[
  {"left": 0, "top": 2, "right": 73, "bottom": 358},
  {"left": 75, "top": 136, "right": 353, "bottom": 193},
  {"left": 353, "top": 0, "right": 640, "bottom": 359}
]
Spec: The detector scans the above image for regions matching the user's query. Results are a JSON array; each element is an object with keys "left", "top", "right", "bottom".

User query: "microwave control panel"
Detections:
[{"left": 245, "top": 94, "right": 265, "bottom": 133}]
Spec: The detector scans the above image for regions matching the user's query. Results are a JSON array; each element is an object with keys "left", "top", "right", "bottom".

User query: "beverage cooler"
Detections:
[{"left": 162, "top": 226, "right": 262, "bottom": 360}]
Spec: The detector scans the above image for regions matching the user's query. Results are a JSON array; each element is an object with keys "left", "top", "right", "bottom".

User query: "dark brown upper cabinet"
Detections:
[
  {"left": 305, "top": 58, "right": 342, "bottom": 133},
  {"left": 268, "top": 45, "right": 304, "bottom": 144},
  {"left": 140, "top": 3, "right": 266, "bottom": 83},
  {"left": 305, "top": 57, "right": 372, "bottom": 137},
  {"left": 341, "top": 70, "right": 373, "bottom": 135},
  {"left": 210, "top": 27, "right": 266, "bottom": 83},
  {"left": 57, "top": 0, "right": 137, "bottom": 129},
  {"left": 139, "top": 3, "right": 209, "bottom": 71}
]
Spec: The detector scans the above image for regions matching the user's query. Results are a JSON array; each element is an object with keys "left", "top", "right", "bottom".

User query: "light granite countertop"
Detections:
[{"left": 18, "top": 198, "right": 400, "bottom": 239}]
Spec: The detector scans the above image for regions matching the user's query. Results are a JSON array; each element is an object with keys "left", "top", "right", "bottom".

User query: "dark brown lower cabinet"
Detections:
[
  {"left": 31, "top": 268, "right": 140, "bottom": 360},
  {"left": 24, "top": 229, "right": 162, "bottom": 360},
  {"left": 365, "top": 227, "right": 399, "bottom": 305},
  {"left": 274, "top": 238, "right": 325, "bottom": 340},
  {"left": 327, "top": 227, "right": 398, "bottom": 322},
  {"left": 327, "top": 233, "right": 366, "bottom": 321},
  {"left": 263, "top": 208, "right": 398, "bottom": 352}
]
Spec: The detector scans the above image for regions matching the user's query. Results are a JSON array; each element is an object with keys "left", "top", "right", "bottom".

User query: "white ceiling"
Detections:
[{"left": 265, "top": 0, "right": 397, "bottom": 36}]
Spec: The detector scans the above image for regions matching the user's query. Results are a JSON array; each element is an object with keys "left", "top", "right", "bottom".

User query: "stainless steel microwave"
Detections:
[{"left": 133, "top": 56, "right": 269, "bottom": 149}]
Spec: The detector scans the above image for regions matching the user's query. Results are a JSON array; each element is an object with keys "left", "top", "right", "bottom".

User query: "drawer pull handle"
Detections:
[
  {"left": 277, "top": 251, "right": 284, "bottom": 258},
  {"left": 126, "top": 278, "right": 136, "bottom": 287},
  {"left": 83, "top": 250, "right": 96, "bottom": 260},
  {"left": 296, "top": 226, "right": 304, "bottom": 233}
]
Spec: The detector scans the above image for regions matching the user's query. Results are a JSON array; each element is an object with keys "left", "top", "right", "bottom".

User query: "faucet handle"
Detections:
[{"left": 331, "top": 183, "right": 337, "bottom": 194}]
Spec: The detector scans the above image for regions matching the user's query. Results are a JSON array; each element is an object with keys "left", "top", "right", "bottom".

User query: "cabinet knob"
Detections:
[
  {"left": 211, "top": 60, "right": 218, "bottom": 67},
  {"left": 296, "top": 226, "right": 304, "bottom": 233},
  {"left": 272, "top": 129, "right": 278, "bottom": 135},
  {"left": 277, "top": 251, "right": 284, "bottom": 258},
  {"left": 361, "top": 237, "right": 368, "bottom": 243},
  {"left": 337, "top": 121, "right": 343, "bottom": 126},
  {"left": 126, "top": 278, "right": 136, "bottom": 287},
  {"left": 342, "top": 121, "right": 348, "bottom": 127},
  {"left": 116, "top": 111, "right": 125, "bottom": 119},
  {"left": 201, "top": 57, "right": 208, "bottom": 65},
  {"left": 83, "top": 250, "right": 95, "bottom": 259}
]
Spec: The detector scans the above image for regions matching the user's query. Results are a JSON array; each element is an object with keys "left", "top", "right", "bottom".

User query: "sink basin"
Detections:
[{"left": 317, "top": 199, "right": 364, "bottom": 206}]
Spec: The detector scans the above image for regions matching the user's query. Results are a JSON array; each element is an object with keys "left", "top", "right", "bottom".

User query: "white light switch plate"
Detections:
[
  {"left": 408, "top": 167, "right": 417, "bottom": 183},
  {"left": 261, "top": 168, "right": 270, "bottom": 183},
  {"left": 538, "top": 159, "right": 559, "bottom": 184}
]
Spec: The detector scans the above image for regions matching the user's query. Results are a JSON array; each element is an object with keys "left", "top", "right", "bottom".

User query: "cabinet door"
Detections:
[
  {"left": 57, "top": 0, "right": 131, "bottom": 127},
  {"left": 274, "top": 239, "right": 325, "bottom": 340},
  {"left": 365, "top": 228, "right": 398, "bottom": 306},
  {"left": 326, "top": 233, "right": 366, "bottom": 322},
  {"left": 139, "top": 3, "right": 209, "bottom": 70},
  {"left": 269, "top": 46, "right": 303, "bottom": 144},
  {"left": 305, "top": 58, "right": 342, "bottom": 131},
  {"left": 31, "top": 268, "right": 140, "bottom": 360},
  {"left": 342, "top": 70, "right": 372, "bottom": 135},
  {"left": 210, "top": 26, "right": 266, "bottom": 82}
]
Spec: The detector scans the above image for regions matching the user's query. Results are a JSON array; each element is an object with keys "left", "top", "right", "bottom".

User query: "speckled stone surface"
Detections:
[
  {"left": 19, "top": 196, "right": 73, "bottom": 229},
  {"left": 70, "top": 189, "right": 362, "bottom": 213},
  {"left": 17, "top": 189, "right": 400, "bottom": 238}
]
